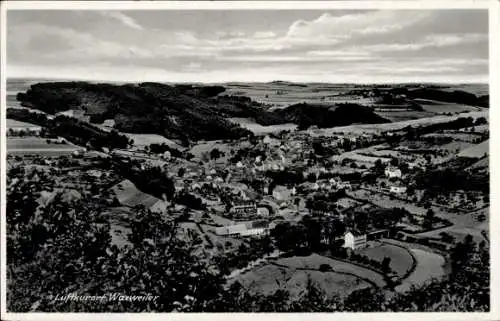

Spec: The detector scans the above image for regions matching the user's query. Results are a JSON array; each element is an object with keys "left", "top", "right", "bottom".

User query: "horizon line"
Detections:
[{"left": 6, "top": 76, "right": 489, "bottom": 86}]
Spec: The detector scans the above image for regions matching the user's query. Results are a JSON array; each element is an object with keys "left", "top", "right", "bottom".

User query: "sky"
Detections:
[{"left": 7, "top": 9, "right": 489, "bottom": 83}]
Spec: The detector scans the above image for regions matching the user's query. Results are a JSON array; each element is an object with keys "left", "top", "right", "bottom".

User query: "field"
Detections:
[
  {"left": 359, "top": 242, "right": 414, "bottom": 278},
  {"left": 111, "top": 179, "right": 160, "bottom": 208},
  {"left": 418, "top": 207, "right": 489, "bottom": 243},
  {"left": 418, "top": 101, "right": 482, "bottom": 114},
  {"left": 308, "top": 111, "right": 488, "bottom": 136},
  {"left": 395, "top": 248, "right": 446, "bottom": 293},
  {"left": 235, "top": 257, "right": 373, "bottom": 299},
  {"left": 466, "top": 158, "right": 488, "bottom": 170},
  {"left": 458, "top": 140, "right": 489, "bottom": 158},
  {"left": 225, "top": 82, "right": 354, "bottom": 108},
  {"left": 7, "top": 118, "right": 41, "bottom": 128},
  {"left": 228, "top": 117, "right": 297, "bottom": 135},
  {"left": 273, "top": 254, "right": 386, "bottom": 287},
  {"left": 375, "top": 110, "right": 434, "bottom": 122},
  {"left": 7, "top": 137, "right": 84, "bottom": 156},
  {"left": 348, "top": 189, "right": 427, "bottom": 216},
  {"left": 122, "top": 133, "right": 182, "bottom": 149}
]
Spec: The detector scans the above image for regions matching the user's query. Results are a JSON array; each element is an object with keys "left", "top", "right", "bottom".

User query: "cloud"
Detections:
[
  {"left": 8, "top": 23, "right": 153, "bottom": 65},
  {"left": 361, "top": 33, "right": 487, "bottom": 52},
  {"left": 100, "top": 11, "right": 143, "bottom": 30},
  {"left": 6, "top": 10, "right": 488, "bottom": 83},
  {"left": 286, "top": 11, "right": 431, "bottom": 38},
  {"left": 253, "top": 31, "right": 277, "bottom": 39}
]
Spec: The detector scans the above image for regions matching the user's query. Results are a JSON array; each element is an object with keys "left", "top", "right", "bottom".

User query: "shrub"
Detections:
[{"left": 319, "top": 264, "right": 333, "bottom": 272}]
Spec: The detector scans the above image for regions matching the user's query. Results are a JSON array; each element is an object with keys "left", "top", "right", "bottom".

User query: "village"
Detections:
[{"left": 6, "top": 105, "right": 489, "bottom": 299}]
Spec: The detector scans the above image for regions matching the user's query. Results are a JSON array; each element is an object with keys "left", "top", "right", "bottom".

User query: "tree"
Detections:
[
  {"left": 423, "top": 208, "right": 435, "bottom": 229},
  {"left": 343, "top": 287, "right": 385, "bottom": 312},
  {"left": 381, "top": 256, "right": 391, "bottom": 274},
  {"left": 210, "top": 148, "right": 223, "bottom": 161}
]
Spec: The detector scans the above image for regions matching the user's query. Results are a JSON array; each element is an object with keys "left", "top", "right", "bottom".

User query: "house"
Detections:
[
  {"left": 343, "top": 232, "right": 367, "bottom": 250},
  {"left": 385, "top": 167, "right": 402, "bottom": 178},
  {"left": 215, "top": 222, "right": 268, "bottom": 237},
  {"left": 272, "top": 185, "right": 293, "bottom": 201},
  {"left": 150, "top": 200, "right": 169, "bottom": 213},
  {"left": 390, "top": 186, "right": 407, "bottom": 194},
  {"left": 257, "top": 207, "right": 270, "bottom": 216},
  {"left": 230, "top": 201, "right": 257, "bottom": 215},
  {"left": 103, "top": 119, "right": 115, "bottom": 129},
  {"left": 240, "top": 228, "right": 267, "bottom": 237}
]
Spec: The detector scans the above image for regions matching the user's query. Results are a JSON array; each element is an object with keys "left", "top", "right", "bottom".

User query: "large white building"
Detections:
[
  {"left": 390, "top": 186, "right": 407, "bottom": 194},
  {"left": 385, "top": 167, "right": 402, "bottom": 178},
  {"left": 343, "top": 232, "right": 367, "bottom": 250},
  {"left": 215, "top": 223, "right": 267, "bottom": 237},
  {"left": 215, "top": 224, "right": 247, "bottom": 236}
]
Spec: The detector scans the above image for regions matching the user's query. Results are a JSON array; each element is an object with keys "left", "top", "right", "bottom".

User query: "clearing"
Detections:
[
  {"left": 359, "top": 242, "right": 414, "bottom": 278},
  {"left": 395, "top": 248, "right": 446, "bottom": 293},
  {"left": 234, "top": 262, "right": 371, "bottom": 300},
  {"left": 458, "top": 140, "right": 489, "bottom": 158}
]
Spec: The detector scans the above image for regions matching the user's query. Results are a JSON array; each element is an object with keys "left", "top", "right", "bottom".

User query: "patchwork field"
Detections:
[
  {"left": 308, "top": 111, "right": 488, "bottom": 136},
  {"left": 225, "top": 83, "right": 353, "bottom": 108}
]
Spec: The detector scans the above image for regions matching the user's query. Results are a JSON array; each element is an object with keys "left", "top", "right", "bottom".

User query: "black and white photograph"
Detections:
[{"left": 1, "top": 0, "right": 497, "bottom": 318}]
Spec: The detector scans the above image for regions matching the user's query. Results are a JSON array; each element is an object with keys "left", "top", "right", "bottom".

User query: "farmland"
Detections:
[
  {"left": 395, "top": 248, "right": 446, "bottom": 293},
  {"left": 359, "top": 242, "right": 414, "bottom": 278},
  {"left": 234, "top": 253, "right": 377, "bottom": 300},
  {"left": 7, "top": 137, "right": 84, "bottom": 156},
  {"left": 272, "top": 254, "right": 386, "bottom": 287},
  {"left": 6, "top": 78, "right": 489, "bottom": 312},
  {"left": 122, "top": 133, "right": 183, "bottom": 150},
  {"left": 458, "top": 140, "right": 489, "bottom": 158},
  {"left": 309, "top": 111, "right": 488, "bottom": 136},
  {"left": 111, "top": 179, "right": 161, "bottom": 208}
]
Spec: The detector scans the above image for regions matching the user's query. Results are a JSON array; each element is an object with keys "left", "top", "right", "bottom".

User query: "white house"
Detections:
[
  {"left": 215, "top": 224, "right": 247, "bottom": 236},
  {"left": 215, "top": 224, "right": 267, "bottom": 237},
  {"left": 343, "top": 232, "right": 367, "bottom": 250},
  {"left": 239, "top": 228, "right": 267, "bottom": 237},
  {"left": 103, "top": 119, "right": 115, "bottom": 128},
  {"left": 230, "top": 201, "right": 257, "bottom": 215},
  {"left": 273, "top": 185, "right": 292, "bottom": 201},
  {"left": 390, "top": 186, "right": 407, "bottom": 194},
  {"left": 385, "top": 167, "right": 402, "bottom": 178},
  {"left": 257, "top": 207, "right": 270, "bottom": 216}
]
